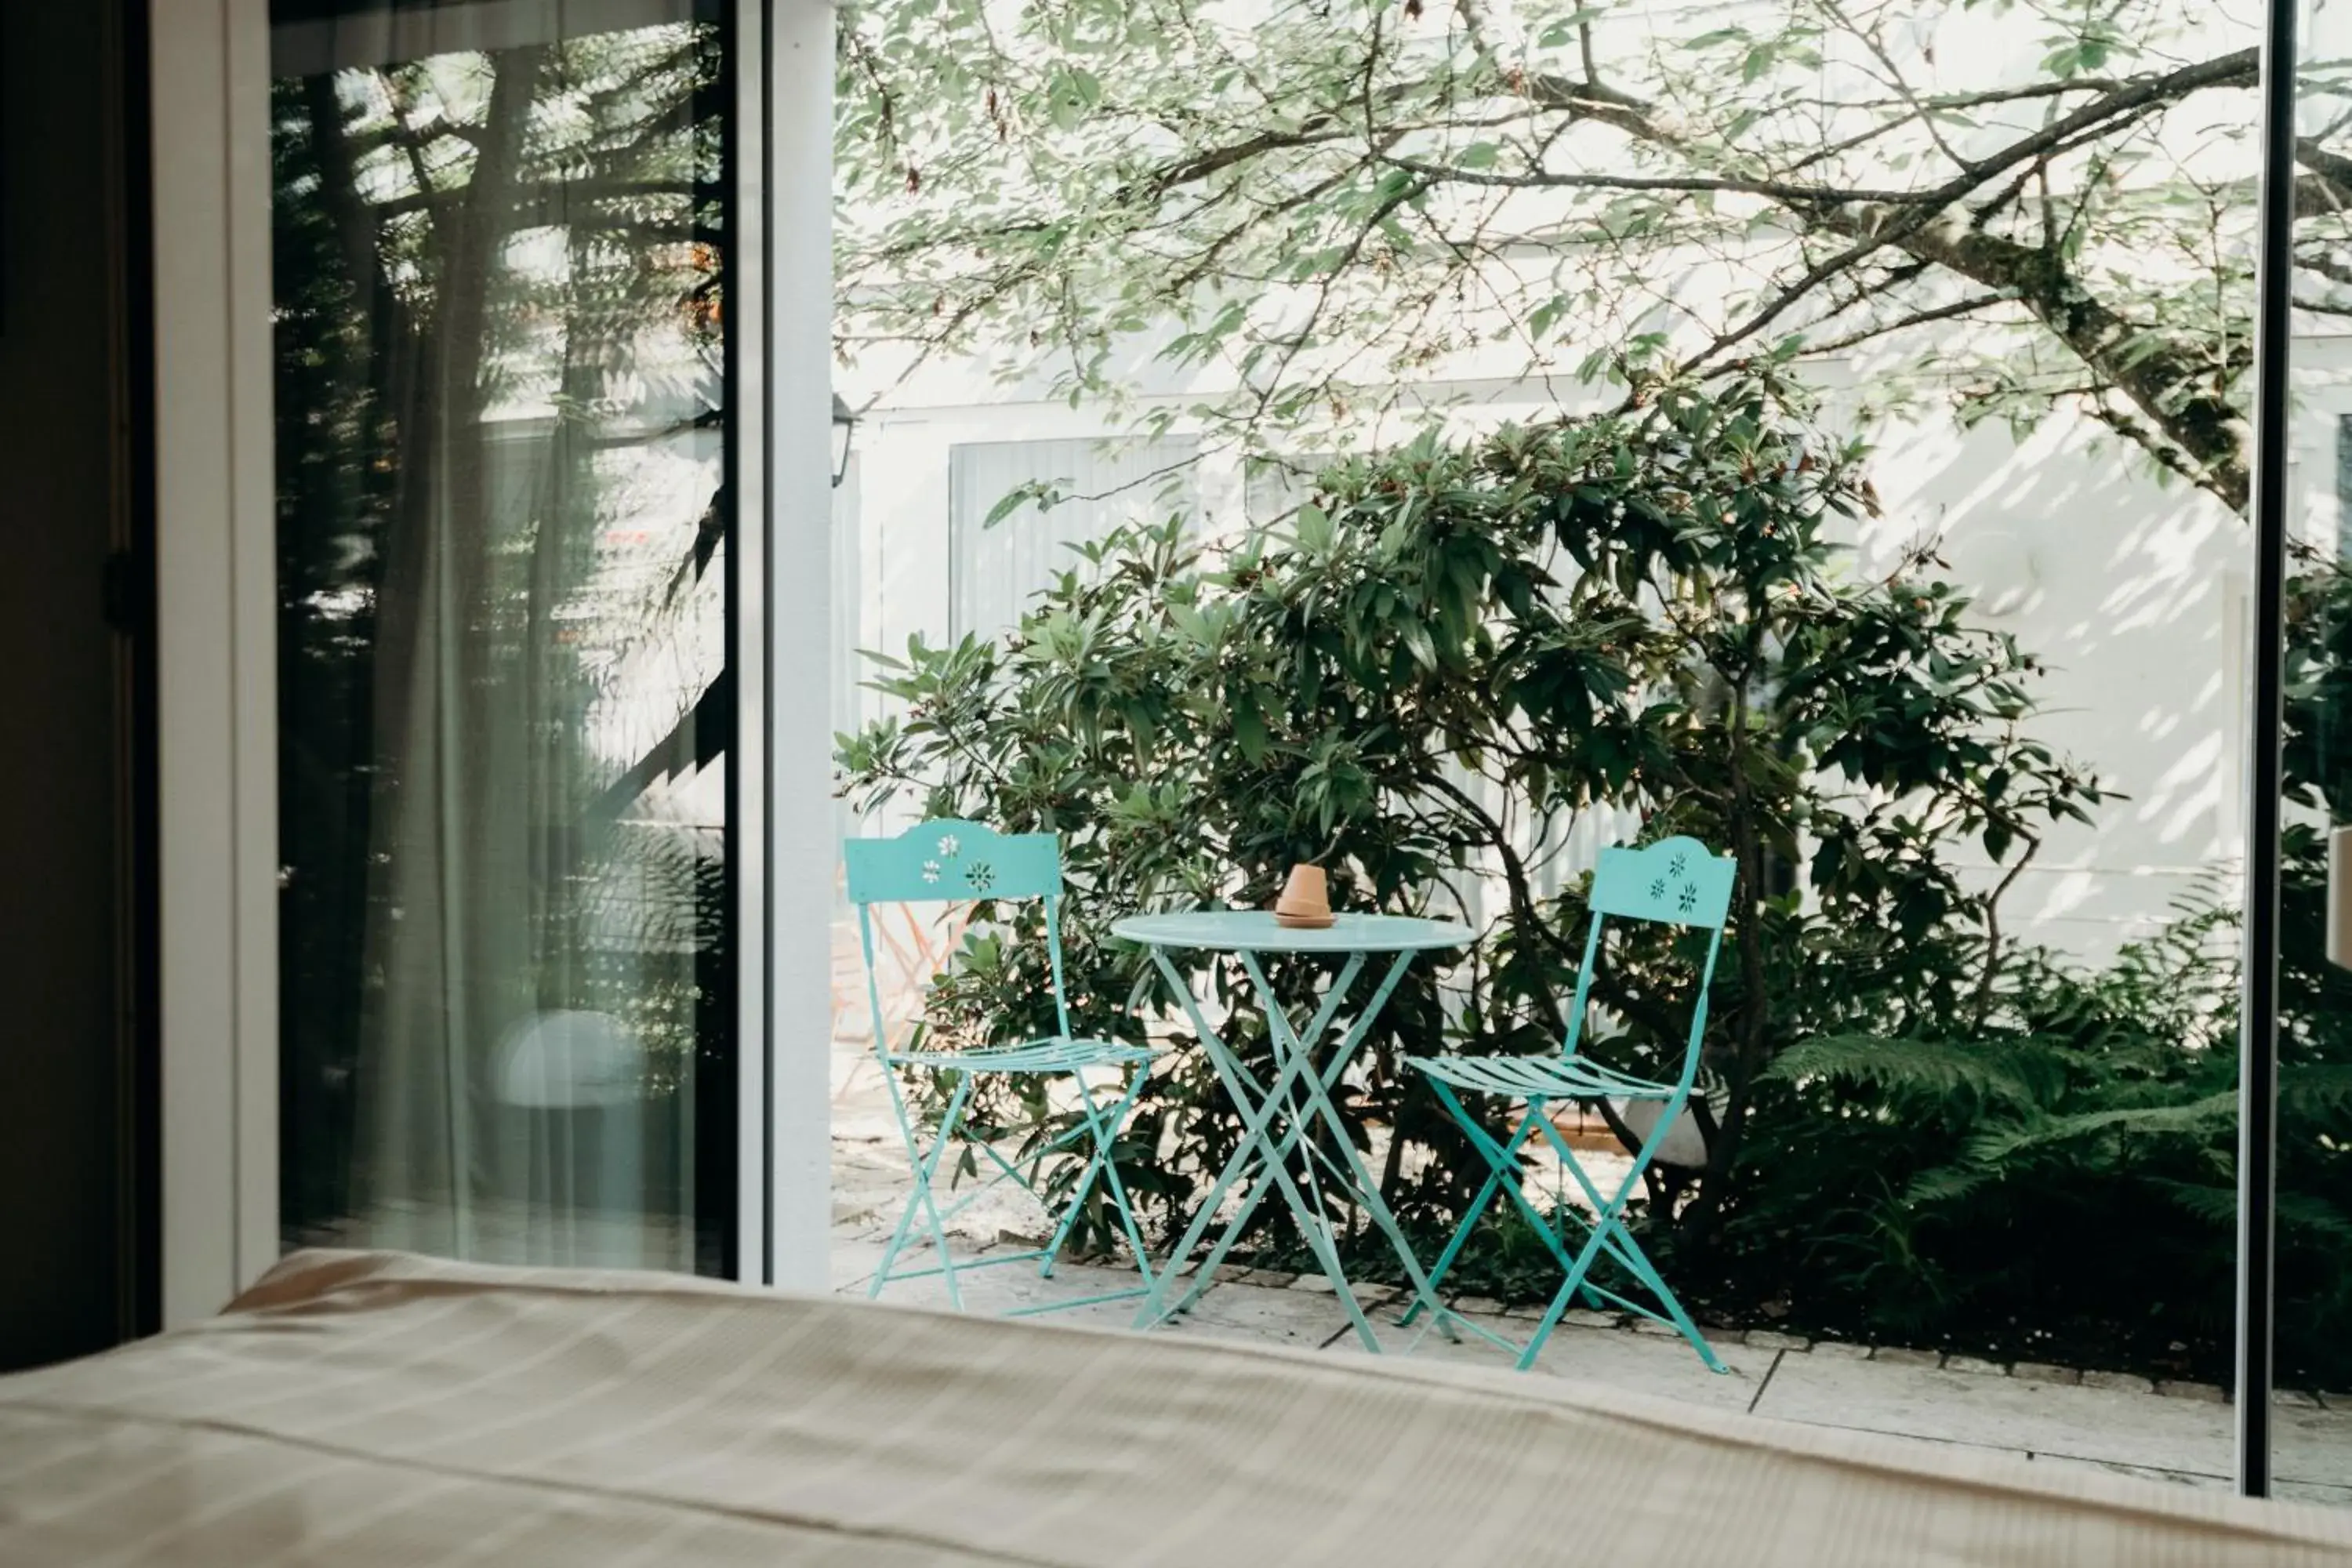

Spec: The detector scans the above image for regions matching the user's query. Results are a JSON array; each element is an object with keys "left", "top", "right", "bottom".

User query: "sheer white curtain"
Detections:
[{"left": 273, "top": 0, "right": 726, "bottom": 1272}]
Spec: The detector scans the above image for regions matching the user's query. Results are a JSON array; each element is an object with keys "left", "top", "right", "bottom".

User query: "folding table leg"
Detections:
[
  {"left": 1132, "top": 950, "right": 1360, "bottom": 1327},
  {"left": 1160, "top": 953, "right": 1370, "bottom": 1317},
  {"left": 1238, "top": 950, "right": 1446, "bottom": 1347}
]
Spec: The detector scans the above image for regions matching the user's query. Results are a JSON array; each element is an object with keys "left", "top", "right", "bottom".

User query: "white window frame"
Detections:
[
  {"left": 147, "top": 0, "right": 834, "bottom": 1325},
  {"left": 151, "top": 0, "right": 275, "bottom": 1330}
]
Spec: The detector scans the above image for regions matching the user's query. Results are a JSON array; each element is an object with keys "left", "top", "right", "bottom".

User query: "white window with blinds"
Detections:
[{"left": 948, "top": 437, "right": 1200, "bottom": 641}]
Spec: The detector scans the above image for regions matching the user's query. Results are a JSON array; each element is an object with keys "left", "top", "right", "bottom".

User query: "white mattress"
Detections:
[{"left": 0, "top": 1249, "right": 2346, "bottom": 1566}]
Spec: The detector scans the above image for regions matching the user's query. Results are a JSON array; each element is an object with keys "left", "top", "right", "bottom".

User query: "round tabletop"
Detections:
[{"left": 1112, "top": 909, "right": 1475, "bottom": 954}]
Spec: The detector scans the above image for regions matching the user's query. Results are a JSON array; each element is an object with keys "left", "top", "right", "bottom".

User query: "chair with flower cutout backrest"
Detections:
[
  {"left": 844, "top": 818, "right": 1160, "bottom": 1315},
  {"left": 1403, "top": 835, "right": 1736, "bottom": 1373}
]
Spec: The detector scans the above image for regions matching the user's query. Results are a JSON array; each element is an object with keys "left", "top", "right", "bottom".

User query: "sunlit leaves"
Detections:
[{"left": 837, "top": 0, "right": 2278, "bottom": 508}]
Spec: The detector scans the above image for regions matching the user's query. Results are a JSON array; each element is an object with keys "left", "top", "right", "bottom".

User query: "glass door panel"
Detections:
[
  {"left": 829, "top": 5, "right": 2251, "bottom": 1463},
  {"left": 2270, "top": 0, "right": 2352, "bottom": 1500},
  {"left": 269, "top": 0, "right": 738, "bottom": 1274}
]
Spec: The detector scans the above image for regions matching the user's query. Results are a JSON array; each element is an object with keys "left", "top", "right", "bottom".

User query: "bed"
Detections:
[{"left": 1, "top": 1250, "right": 2346, "bottom": 1566}]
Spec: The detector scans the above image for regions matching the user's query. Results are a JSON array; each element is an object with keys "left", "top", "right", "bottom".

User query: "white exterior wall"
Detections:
[
  {"left": 835, "top": 357, "right": 2329, "bottom": 962},
  {"left": 1856, "top": 402, "right": 2249, "bottom": 956}
]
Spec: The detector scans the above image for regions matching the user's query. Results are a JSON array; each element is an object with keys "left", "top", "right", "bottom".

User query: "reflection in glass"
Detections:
[
  {"left": 270, "top": 2, "right": 734, "bottom": 1274},
  {"left": 2269, "top": 0, "right": 2352, "bottom": 1496}
]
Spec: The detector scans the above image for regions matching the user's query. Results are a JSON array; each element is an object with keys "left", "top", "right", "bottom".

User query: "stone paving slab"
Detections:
[
  {"left": 2024, "top": 1452, "right": 2229, "bottom": 1491},
  {"left": 1169, "top": 1279, "right": 1353, "bottom": 1348},
  {"left": 823, "top": 1229, "right": 2352, "bottom": 1505},
  {"left": 863, "top": 1247, "right": 1155, "bottom": 1329},
  {"left": 2273, "top": 1413, "right": 2352, "bottom": 1490},
  {"left": 1753, "top": 1351, "right": 2238, "bottom": 1479},
  {"left": 829, "top": 1232, "right": 891, "bottom": 1293},
  {"left": 1328, "top": 1307, "right": 1768, "bottom": 1415}
]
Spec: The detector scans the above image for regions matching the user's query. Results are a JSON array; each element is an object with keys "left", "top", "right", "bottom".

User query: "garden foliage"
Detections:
[{"left": 839, "top": 373, "right": 2352, "bottom": 1381}]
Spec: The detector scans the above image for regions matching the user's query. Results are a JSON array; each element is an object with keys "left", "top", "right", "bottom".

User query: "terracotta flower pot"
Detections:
[{"left": 1274, "top": 863, "right": 1334, "bottom": 929}]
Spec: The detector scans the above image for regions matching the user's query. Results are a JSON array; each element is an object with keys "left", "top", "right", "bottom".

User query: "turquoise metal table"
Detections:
[{"left": 1113, "top": 910, "right": 1473, "bottom": 1350}]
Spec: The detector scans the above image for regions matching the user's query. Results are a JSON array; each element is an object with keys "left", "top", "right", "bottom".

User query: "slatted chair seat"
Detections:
[
  {"left": 891, "top": 1036, "right": 1157, "bottom": 1074},
  {"left": 1409, "top": 1051, "right": 1677, "bottom": 1102}
]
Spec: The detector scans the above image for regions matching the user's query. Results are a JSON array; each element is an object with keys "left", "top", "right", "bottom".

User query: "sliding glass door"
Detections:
[
  {"left": 2266, "top": 0, "right": 2352, "bottom": 1500},
  {"left": 268, "top": 0, "right": 740, "bottom": 1275}
]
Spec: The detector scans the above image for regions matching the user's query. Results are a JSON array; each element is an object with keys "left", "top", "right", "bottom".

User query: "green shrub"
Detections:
[
  {"left": 837, "top": 372, "right": 2352, "bottom": 1381},
  {"left": 844, "top": 375, "right": 2092, "bottom": 1236},
  {"left": 1711, "top": 559, "right": 2352, "bottom": 1385}
]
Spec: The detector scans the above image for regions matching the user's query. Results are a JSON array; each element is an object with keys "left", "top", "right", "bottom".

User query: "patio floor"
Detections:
[
  {"left": 828, "top": 1211, "right": 2352, "bottom": 1508},
  {"left": 826, "top": 938, "right": 2352, "bottom": 1507}
]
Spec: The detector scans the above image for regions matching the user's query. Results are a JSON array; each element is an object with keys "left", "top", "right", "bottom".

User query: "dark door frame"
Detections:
[{"left": 2242, "top": 0, "right": 2299, "bottom": 1500}]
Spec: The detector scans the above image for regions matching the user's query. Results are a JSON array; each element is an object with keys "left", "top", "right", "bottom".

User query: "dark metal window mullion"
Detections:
[{"left": 2241, "top": 0, "right": 2299, "bottom": 1499}]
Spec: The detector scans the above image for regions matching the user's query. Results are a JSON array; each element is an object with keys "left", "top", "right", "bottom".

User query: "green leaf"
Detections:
[
  {"left": 1168, "top": 604, "right": 1214, "bottom": 646},
  {"left": 984, "top": 481, "right": 1057, "bottom": 529},
  {"left": 1232, "top": 695, "right": 1269, "bottom": 761},
  {"left": 1294, "top": 503, "right": 1334, "bottom": 556}
]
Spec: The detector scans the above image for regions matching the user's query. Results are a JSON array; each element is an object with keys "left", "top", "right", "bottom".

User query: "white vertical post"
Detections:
[
  {"left": 731, "top": 0, "right": 770, "bottom": 1284},
  {"left": 224, "top": 0, "right": 280, "bottom": 1304},
  {"left": 151, "top": 0, "right": 278, "bottom": 1327},
  {"left": 768, "top": 0, "right": 836, "bottom": 1290}
]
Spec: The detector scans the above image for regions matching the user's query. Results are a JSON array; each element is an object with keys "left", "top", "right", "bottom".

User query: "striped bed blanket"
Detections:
[{"left": 0, "top": 1249, "right": 2346, "bottom": 1566}]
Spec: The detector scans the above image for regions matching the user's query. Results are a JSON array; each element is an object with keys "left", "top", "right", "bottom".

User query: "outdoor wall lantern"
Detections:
[{"left": 832, "top": 394, "right": 858, "bottom": 488}]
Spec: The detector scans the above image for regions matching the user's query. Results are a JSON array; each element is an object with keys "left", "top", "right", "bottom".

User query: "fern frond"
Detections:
[
  {"left": 1902, "top": 1160, "right": 2004, "bottom": 1207},
  {"left": 2279, "top": 1192, "right": 2352, "bottom": 1246},
  {"left": 1959, "top": 1091, "right": 2237, "bottom": 1167},
  {"left": 1770, "top": 1033, "right": 2058, "bottom": 1108},
  {"left": 2281, "top": 1063, "right": 2352, "bottom": 1120},
  {"left": 2148, "top": 1178, "right": 2238, "bottom": 1231}
]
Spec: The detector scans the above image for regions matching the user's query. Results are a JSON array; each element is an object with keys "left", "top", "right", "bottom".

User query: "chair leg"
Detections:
[
  {"left": 879, "top": 1072, "right": 978, "bottom": 1312},
  {"left": 1536, "top": 1145, "right": 1724, "bottom": 1372},
  {"left": 1512, "top": 1104, "right": 1633, "bottom": 1287},
  {"left": 1618, "top": 1243, "right": 1726, "bottom": 1374},
  {"left": 869, "top": 1060, "right": 931, "bottom": 1299},
  {"left": 1039, "top": 1065, "right": 1111, "bottom": 1278},
  {"left": 978, "top": 1136, "right": 1049, "bottom": 1203},
  {"left": 872, "top": 1185, "right": 924, "bottom": 1301},
  {"left": 1520, "top": 1209, "right": 1726, "bottom": 1374},
  {"left": 1518, "top": 1106, "right": 1725, "bottom": 1374},
  {"left": 1072, "top": 1064, "right": 1158, "bottom": 1294},
  {"left": 1399, "top": 1080, "right": 1539, "bottom": 1328},
  {"left": 880, "top": 1091, "right": 1025, "bottom": 1288}
]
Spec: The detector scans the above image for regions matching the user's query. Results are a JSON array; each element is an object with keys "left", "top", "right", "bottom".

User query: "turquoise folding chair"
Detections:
[
  {"left": 1403, "top": 835, "right": 1735, "bottom": 1372},
  {"left": 845, "top": 819, "right": 1161, "bottom": 1316}
]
